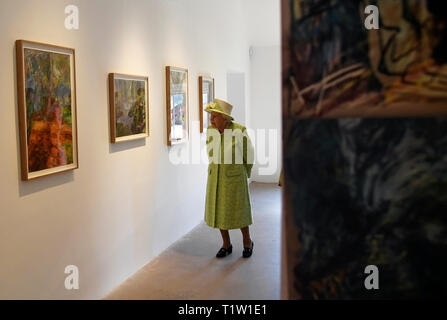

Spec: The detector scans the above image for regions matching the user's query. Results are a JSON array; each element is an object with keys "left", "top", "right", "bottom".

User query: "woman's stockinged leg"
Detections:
[
  {"left": 219, "top": 229, "right": 231, "bottom": 249},
  {"left": 240, "top": 226, "right": 252, "bottom": 248}
]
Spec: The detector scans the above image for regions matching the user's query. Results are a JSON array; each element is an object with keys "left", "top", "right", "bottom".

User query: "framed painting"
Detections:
[
  {"left": 282, "top": 0, "right": 447, "bottom": 299},
  {"left": 109, "top": 73, "right": 149, "bottom": 143},
  {"left": 16, "top": 40, "right": 79, "bottom": 181},
  {"left": 166, "top": 66, "right": 189, "bottom": 146},
  {"left": 199, "top": 76, "right": 214, "bottom": 133}
]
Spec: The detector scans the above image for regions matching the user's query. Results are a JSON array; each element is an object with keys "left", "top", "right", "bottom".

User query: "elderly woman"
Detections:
[{"left": 204, "top": 99, "right": 255, "bottom": 258}]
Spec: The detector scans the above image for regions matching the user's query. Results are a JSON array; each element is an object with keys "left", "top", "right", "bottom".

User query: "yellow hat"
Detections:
[{"left": 205, "top": 99, "right": 234, "bottom": 120}]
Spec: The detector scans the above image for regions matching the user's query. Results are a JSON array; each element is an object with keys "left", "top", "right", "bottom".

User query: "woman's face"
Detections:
[{"left": 210, "top": 112, "right": 229, "bottom": 131}]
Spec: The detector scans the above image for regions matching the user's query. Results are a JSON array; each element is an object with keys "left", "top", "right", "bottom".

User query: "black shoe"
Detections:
[
  {"left": 243, "top": 241, "right": 254, "bottom": 258},
  {"left": 216, "top": 245, "right": 232, "bottom": 258}
]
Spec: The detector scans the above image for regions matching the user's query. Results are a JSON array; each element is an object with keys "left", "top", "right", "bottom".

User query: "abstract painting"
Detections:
[
  {"left": 109, "top": 73, "right": 149, "bottom": 143},
  {"left": 166, "top": 66, "right": 189, "bottom": 146},
  {"left": 282, "top": 0, "right": 447, "bottom": 299},
  {"left": 199, "top": 76, "right": 214, "bottom": 133},
  {"left": 284, "top": 117, "right": 447, "bottom": 299},
  {"left": 284, "top": 0, "right": 447, "bottom": 118},
  {"left": 16, "top": 40, "right": 78, "bottom": 181}
]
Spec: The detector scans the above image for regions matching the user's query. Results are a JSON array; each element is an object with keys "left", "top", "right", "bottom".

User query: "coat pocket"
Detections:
[{"left": 225, "top": 166, "right": 242, "bottom": 177}]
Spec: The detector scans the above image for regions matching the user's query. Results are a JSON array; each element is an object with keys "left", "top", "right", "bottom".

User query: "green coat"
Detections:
[{"left": 204, "top": 122, "right": 254, "bottom": 230}]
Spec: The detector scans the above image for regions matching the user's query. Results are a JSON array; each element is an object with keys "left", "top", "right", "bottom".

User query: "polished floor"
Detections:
[{"left": 104, "top": 182, "right": 282, "bottom": 300}]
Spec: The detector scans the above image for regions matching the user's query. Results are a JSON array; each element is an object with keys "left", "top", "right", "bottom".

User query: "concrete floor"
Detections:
[{"left": 104, "top": 182, "right": 282, "bottom": 300}]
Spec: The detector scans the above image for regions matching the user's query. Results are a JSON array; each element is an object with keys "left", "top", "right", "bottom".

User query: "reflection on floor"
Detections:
[{"left": 104, "top": 182, "right": 282, "bottom": 300}]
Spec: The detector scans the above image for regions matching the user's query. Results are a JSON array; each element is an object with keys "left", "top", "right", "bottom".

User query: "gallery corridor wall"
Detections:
[{"left": 0, "top": 0, "right": 250, "bottom": 299}]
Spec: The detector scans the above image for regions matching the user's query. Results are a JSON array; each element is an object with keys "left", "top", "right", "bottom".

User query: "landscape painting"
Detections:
[
  {"left": 284, "top": 0, "right": 447, "bottom": 118},
  {"left": 166, "top": 66, "right": 189, "bottom": 146},
  {"left": 16, "top": 40, "right": 78, "bottom": 181},
  {"left": 109, "top": 73, "right": 149, "bottom": 143}
]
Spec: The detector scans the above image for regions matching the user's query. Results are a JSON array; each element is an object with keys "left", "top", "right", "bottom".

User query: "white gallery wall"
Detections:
[{"left": 0, "top": 0, "right": 251, "bottom": 299}]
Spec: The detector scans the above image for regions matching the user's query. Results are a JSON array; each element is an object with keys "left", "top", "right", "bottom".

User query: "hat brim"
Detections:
[{"left": 205, "top": 108, "right": 234, "bottom": 120}]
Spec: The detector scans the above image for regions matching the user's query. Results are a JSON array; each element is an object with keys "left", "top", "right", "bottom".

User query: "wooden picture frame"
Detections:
[
  {"left": 166, "top": 66, "right": 189, "bottom": 146},
  {"left": 199, "top": 76, "right": 215, "bottom": 133},
  {"left": 16, "top": 40, "right": 79, "bottom": 181},
  {"left": 109, "top": 73, "right": 149, "bottom": 143}
]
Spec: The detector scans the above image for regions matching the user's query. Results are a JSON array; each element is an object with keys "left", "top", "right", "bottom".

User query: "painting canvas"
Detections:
[
  {"left": 283, "top": 117, "right": 447, "bottom": 299},
  {"left": 199, "top": 76, "right": 214, "bottom": 133},
  {"left": 282, "top": 0, "right": 447, "bottom": 299},
  {"left": 166, "top": 66, "right": 189, "bottom": 146},
  {"left": 109, "top": 73, "right": 149, "bottom": 143},
  {"left": 16, "top": 40, "right": 78, "bottom": 181}
]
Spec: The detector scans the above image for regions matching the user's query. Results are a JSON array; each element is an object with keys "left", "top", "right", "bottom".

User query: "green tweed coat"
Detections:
[{"left": 204, "top": 122, "right": 254, "bottom": 230}]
